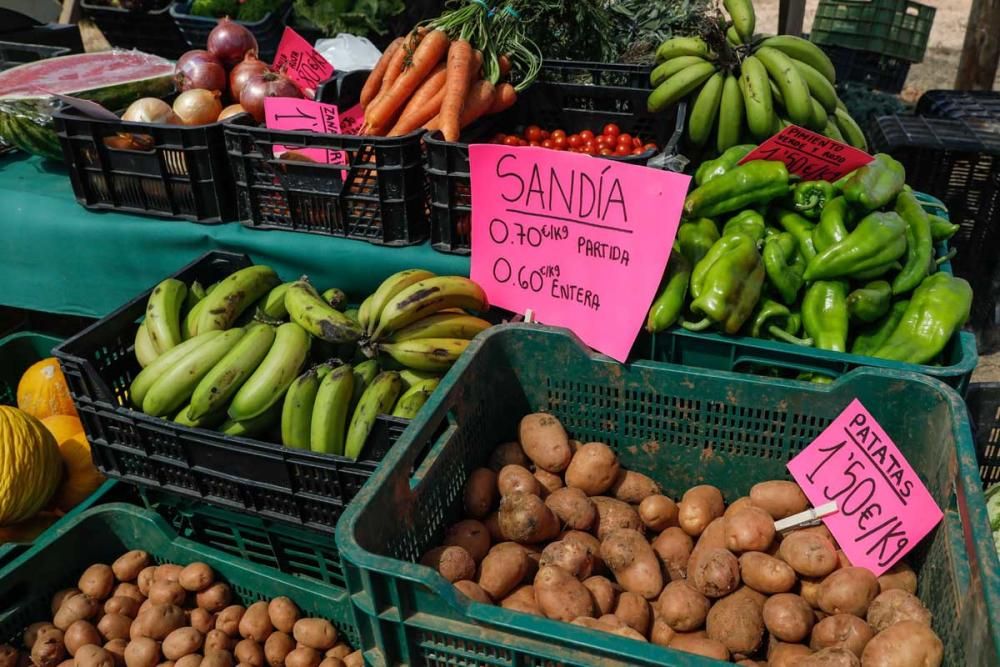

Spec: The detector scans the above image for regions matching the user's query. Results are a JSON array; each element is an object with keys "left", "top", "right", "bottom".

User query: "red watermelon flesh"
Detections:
[{"left": 0, "top": 50, "right": 175, "bottom": 100}]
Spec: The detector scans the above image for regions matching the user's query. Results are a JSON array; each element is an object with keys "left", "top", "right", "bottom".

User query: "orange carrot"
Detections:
[
  {"left": 388, "top": 63, "right": 448, "bottom": 136},
  {"left": 498, "top": 54, "right": 512, "bottom": 78},
  {"left": 366, "top": 29, "right": 450, "bottom": 132},
  {"left": 361, "top": 37, "right": 404, "bottom": 109},
  {"left": 423, "top": 113, "right": 442, "bottom": 133},
  {"left": 439, "top": 39, "right": 474, "bottom": 142},
  {"left": 459, "top": 80, "right": 497, "bottom": 128},
  {"left": 488, "top": 82, "right": 517, "bottom": 115}
]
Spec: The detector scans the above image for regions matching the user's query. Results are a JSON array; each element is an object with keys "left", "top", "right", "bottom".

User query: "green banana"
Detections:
[
  {"left": 134, "top": 322, "right": 159, "bottom": 368},
  {"left": 321, "top": 288, "right": 347, "bottom": 311},
  {"left": 145, "top": 278, "right": 187, "bottom": 355},
  {"left": 188, "top": 323, "right": 276, "bottom": 420},
  {"left": 740, "top": 55, "right": 775, "bottom": 139},
  {"left": 655, "top": 36, "right": 714, "bottom": 62},
  {"left": 195, "top": 265, "right": 281, "bottom": 334},
  {"left": 822, "top": 120, "right": 846, "bottom": 142},
  {"left": 724, "top": 0, "right": 755, "bottom": 44},
  {"left": 130, "top": 330, "right": 224, "bottom": 409},
  {"left": 792, "top": 60, "right": 839, "bottom": 112},
  {"left": 183, "top": 298, "right": 206, "bottom": 339},
  {"left": 688, "top": 72, "right": 725, "bottom": 147},
  {"left": 386, "top": 312, "right": 491, "bottom": 343},
  {"left": 650, "top": 55, "right": 711, "bottom": 87},
  {"left": 310, "top": 363, "right": 354, "bottom": 456},
  {"left": 205, "top": 281, "right": 219, "bottom": 295},
  {"left": 365, "top": 269, "right": 436, "bottom": 336},
  {"left": 184, "top": 280, "right": 205, "bottom": 314},
  {"left": 717, "top": 73, "right": 745, "bottom": 152},
  {"left": 726, "top": 25, "right": 742, "bottom": 45},
  {"left": 218, "top": 403, "right": 281, "bottom": 439},
  {"left": 174, "top": 403, "right": 226, "bottom": 430},
  {"left": 768, "top": 78, "right": 785, "bottom": 108},
  {"left": 809, "top": 97, "right": 829, "bottom": 132},
  {"left": 834, "top": 108, "right": 868, "bottom": 150},
  {"left": 259, "top": 282, "right": 293, "bottom": 320},
  {"left": 228, "top": 322, "right": 311, "bottom": 421},
  {"left": 345, "top": 371, "right": 402, "bottom": 460},
  {"left": 372, "top": 277, "right": 488, "bottom": 340},
  {"left": 350, "top": 358, "right": 380, "bottom": 409},
  {"left": 378, "top": 338, "right": 471, "bottom": 372},
  {"left": 755, "top": 46, "right": 812, "bottom": 127},
  {"left": 142, "top": 327, "right": 247, "bottom": 417},
  {"left": 281, "top": 367, "right": 324, "bottom": 449},
  {"left": 285, "top": 279, "right": 364, "bottom": 343},
  {"left": 759, "top": 35, "right": 836, "bottom": 84},
  {"left": 647, "top": 62, "right": 718, "bottom": 114},
  {"left": 391, "top": 378, "right": 439, "bottom": 419},
  {"left": 399, "top": 368, "right": 440, "bottom": 390},
  {"left": 343, "top": 308, "right": 360, "bottom": 322}
]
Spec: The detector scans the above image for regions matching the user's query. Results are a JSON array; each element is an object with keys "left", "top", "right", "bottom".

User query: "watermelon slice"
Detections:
[{"left": 0, "top": 50, "right": 176, "bottom": 160}]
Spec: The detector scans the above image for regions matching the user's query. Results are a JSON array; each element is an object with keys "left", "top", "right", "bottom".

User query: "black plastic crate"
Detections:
[
  {"left": 224, "top": 70, "right": 427, "bottom": 245},
  {"left": 965, "top": 383, "right": 1000, "bottom": 489},
  {"left": 425, "top": 60, "right": 686, "bottom": 255},
  {"left": 80, "top": 0, "right": 188, "bottom": 59},
  {"left": 53, "top": 102, "right": 237, "bottom": 224},
  {"left": 823, "top": 44, "right": 910, "bottom": 93},
  {"left": 917, "top": 90, "right": 1000, "bottom": 129},
  {"left": 170, "top": 1, "right": 291, "bottom": 62},
  {"left": 52, "top": 251, "right": 413, "bottom": 533},
  {"left": 0, "top": 41, "right": 69, "bottom": 71}
]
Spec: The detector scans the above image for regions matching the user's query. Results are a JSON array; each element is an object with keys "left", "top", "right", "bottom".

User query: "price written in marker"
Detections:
[
  {"left": 264, "top": 97, "right": 347, "bottom": 170},
  {"left": 272, "top": 27, "right": 334, "bottom": 96},
  {"left": 469, "top": 144, "right": 690, "bottom": 362},
  {"left": 738, "top": 125, "right": 873, "bottom": 182},
  {"left": 787, "top": 399, "right": 943, "bottom": 575}
]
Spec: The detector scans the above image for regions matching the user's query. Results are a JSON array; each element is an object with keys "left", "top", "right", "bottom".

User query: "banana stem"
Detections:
[
  {"left": 681, "top": 317, "right": 712, "bottom": 332},
  {"left": 768, "top": 325, "right": 813, "bottom": 347}
]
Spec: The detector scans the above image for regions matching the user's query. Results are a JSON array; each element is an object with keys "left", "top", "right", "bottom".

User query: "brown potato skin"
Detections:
[
  {"left": 590, "top": 497, "right": 642, "bottom": 541},
  {"left": 148, "top": 582, "right": 186, "bottom": 607},
  {"left": 55, "top": 595, "right": 101, "bottom": 631},
  {"left": 739, "top": 552, "right": 797, "bottom": 594},
  {"left": 582, "top": 577, "right": 618, "bottom": 616},
  {"left": 162, "top": 628, "right": 204, "bottom": 661},
  {"left": 723, "top": 497, "right": 756, "bottom": 519},
  {"left": 799, "top": 647, "right": 860, "bottom": 666},
  {"left": 668, "top": 634, "right": 730, "bottom": 661},
  {"left": 266, "top": 598, "right": 299, "bottom": 635},
  {"left": 263, "top": 633, "right": 294, "bottom": 667},
  {"left": 499, "top": 585, "right": 541, "bottom": 616},
  {"left": 609, "top": 470, "right": 660, "bottom": 504},
  {"left": 816, "top": 567, "right": 879, "bottom": 617},
  {"left": 638, "top": 496, "right": 678, "bottom": 532},
  {"left": 233, "top": 640, "right": 263, "bottom": 667},
  {"left": 860, "top": 620, "right": 942, "bottom": 667},
  {"left": 238, "top": 602, "right": 273, "bottom": 643},
  {"left": 196, "top": 584, "right": 232, "bottom": 614},
  {"left": 112, "top": 585, "right": 143, "bottom": 605},
  {"left": 136, "top": 569, "right": 155, "bottom": 597},
  {"left": 154, "top": 565, "right": 182, "bottom": 584},
  {"left": 649, "top": 614, "right": 675, "bottom": 647},
  {"left": 292, "top": 620, "right": 337, "bottom": 652},
  {"left": 613, "top": 592, "right": 651, "bottom": 637},
  {"left": 534, "top": 566, "right": 594, "bottom": 622},
  {"left": 124, "top": 638, "right": 160, "bottom": 667},
  {"left": 769, "top": 642, "right": 815, "bottom": 667},
  {"left": 651, "top": 527, "right": 693, "bottom": 581},
  {"left": 96, "top": 615, "right": 131, "bottom": 642},
  {"left": 173, "top": 656, "right": 200, "bottom": 667},
  {"left": 539, "top": 540, "right": 593, "bottom": 580},
  {"left": 497, "top": 465, "right": 542, "bottom": 497},
  {"left": 750, "top": 481, "right": 809, "bottom": 520},
  {"left": 0, "top": 645, "right": 17, "bottom": 667},
  {"left": 134, "top": 605, "right": 185, "bottom": 641},
  {"left": 705, "top": 589, "right": 765, "bottom": 656},
  {"left": 317, "top": 660, "right": 344, "bottom": 667},
  {"left": 216, "top": 607, "right": 246, "bottom": 637},
  {"left": 876, "top": 562, "right": 917, "bottom": 595},
  {"left": 564, "top": 443, "right": 619, "bottom": 496},
  {"left": 178, "top": 564, "right": 214, "bottom": 593},
  {"left": 488, "top": 442, "right": 528, "bottom": 472},
  {"left": 498, "top": 492, "right": 560, "bottom": 544},
  {"left": 453, "top": 580, "right": 492, "bottom": 604},
  {"left": 600, "top": 528, "right": 663, "bottom": 600},
  {"left": 189, "top": 609, "right": 215, "bottom": 635},
  {"left": 810, "top": 614, "right": 875, "bottom": 657},
  {"left": 533, "top": 469, "right": 563, "bottom": 497},
  {"left": 53, "top": 590, "right": 82, "bottom": 617},
  {"left": 324, "top": 645, "right": 350, "bottom": 660},
  {"left": 200, "top": 652, "right": 233, "bottom": 667},
  {"left": 865, "top": 590, "right": 931, "bottom": 632},
  {"left": 657, "top": 581, "right": 710, "bottom": 632},
  {"left": 443, "top": 520, "right": 491, "bottom": 563},
  {"left": 778, "top": 531, "right": 838, "bottom": 578},
  {"left": 421, "top": 546, "right": 476, "bottom": 583},
  {"left": 677, "top": 486, "right": 725, "bottom": 537},
  {"left": 763, "top": 593, "right": 815, "bottom": 642},
  {"left": 103, "top": 598, "right": 140, "bottom": 620},
  {"left": 205, "top": 630, "right": 232, "bottom": 654},
  {"left": 31, "top": 629, "right": 65, "bottom": 667},
  {"left": 26, "top": 622, "right": 57, "bottom": 649},
  {"left": 478, "top": 543, "right": 531, "bottom": 600},
  {"left": 65, "top": 622, "right": 102, "bottom": 657},
  {"left": 112, "top": 553, "right": 150, "bottom": 584},
  {"left": 689, "top": 548, "right": 740, "bottom": 598},
  {"left": 340, "top": 652, "right": 361, "bottom": 667},
  {"left": 483, "top": 512, "right": 503, "bottom": 543},
  {"left": 518, "top": 413, "right": 572, "bottom": 473},
  {"left": 463, "top": 468, "right": 498, "bottom": 519},
  {"left": 74, "top": 645, "right": 115, "bottom": 667},
  {"left": 103, "top": 640, "right": 126, "bottom": 667},
  {"left": 724, "top": 507, "right": 775, "bottom": 553},
  {"left": 79, "top": 565, "right": 115, "bottom": 601},
  {"left": 544, "top": 488, "right": 596, "bottom": 531}
]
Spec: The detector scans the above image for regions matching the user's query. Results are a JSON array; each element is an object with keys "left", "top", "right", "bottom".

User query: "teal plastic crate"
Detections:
[
  {"left": 646, "top": 193, "right": 978, "bottom": 395},
  {"left": 811, "top": 0, "right": 936, "bottom": 63},
  {"left": 336, "top": 324, "right": 1000, "bottom": 667},
  {"left": 0, "top": 504, "right": 361, "bottom": 651},
  {"left": 0, "top": 331, "right": 62, "bottom": 405}
]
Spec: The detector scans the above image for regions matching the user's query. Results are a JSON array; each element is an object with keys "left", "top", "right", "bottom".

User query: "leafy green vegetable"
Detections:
[
  {"left": 987, "top": 482, "right": 1000, "bottom": 533},
  {"left": 610, "top": 0, "right": 714, "bottom": 62},
  {"left": 294, "top": 0, "right": 405, "bottom": 37},
  {"left": 516, "top": 0, "right": 615, "bottom": 63},
  {"left": 238, "top": 0, "right": 286, "bottom": 21},
  {"left": 190, "top": 0, "right": 240, "bottom": 17}
]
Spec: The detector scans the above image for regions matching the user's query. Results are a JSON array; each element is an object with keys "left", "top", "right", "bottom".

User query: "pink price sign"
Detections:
[
  {"left": 272, "top": 27, "right": 334, "bottom": 97},
  {"left": 263, "top": 97, "right": 346, "bottom": 168},
  {"left": 469, "top": 144, "right": 690, "bottom": 362},
  {"left": 738, "top": 125, "right": 873, "bottom": 182},
  {"left": 787, "top": 399, "right": 943, "bottom": 575}
]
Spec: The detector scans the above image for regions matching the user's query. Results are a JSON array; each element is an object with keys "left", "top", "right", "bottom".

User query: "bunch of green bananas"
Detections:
[
  {"left": 129, "top": 265, "right": 490, "bottom": 460},
  {"left": 647, "top": 0, "right": 867, "bottom": 152}
]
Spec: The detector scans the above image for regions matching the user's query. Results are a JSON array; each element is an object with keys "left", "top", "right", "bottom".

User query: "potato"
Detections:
[
  {"left": 723, "top": 497, "right": 756, "bottom": 519},
  {"left": 96, "top": 615, "right": 131, "bottom": 642},
  {"left": 483, "top": 513, "right": 503, "bottom": 543},
  {"left": 53, "top": 590, "right": 83, "bottom": 616},
  {"left": 178, "top": 563, "right": 214, "bottom": 593},
  {"left": 238, "top": 602, "right": 273, "bottom": 643},
  {"left": 657, "top": 581, "right": 710, "bottom": 631},
  {"left": 533, "top": 469, "right": 563, "bottom": 497},
  {"left": 263, "top": 633, "right": 294, "bottom": 667},
  {"left": 544, "top": 488, "right": 595, "bottom": 531},
  {"left": 266, "top": 598, "right": 299, "bottom": 635},
  {"left": 649, "top": 614, "right": 675, "bottom": 647},
  {"left": 739, "top": 552, "right": 796, "bottom": 594},
  {"left": 498, "top": 492, "right": 560, "bottom": 544},
  {"left": 174, "top": 657, "right": 201, "bottom": 667},
  {"left": 689, "top": 548, "right": 739, "bottom": 598},
  {"left": 866, "top": 590, "right": 931, "bottom": 632},
  {"left": 421, "top": 546, "right": 476, "bottom": 583},
  {"left": 810, "top": 614, "right": 874, "bottom": 657},
  {"left": 443, "top": 520, "right": 491, "bottom": 563},
  {"left": 638, "top": 496, "right": 678, "bottom": 532},
  {"left": 0, "top": 645, "right": 17, "bottom": 667},
  {"left": 799, "top": 647, "right": 860, "bottom": 666},
  {"left": 103, "top": 597, "right": 139, "bottom": 620},
  {"left": 499, "top": 585, "right": 541, "bottom": 616},
  {"left": 763, "top": 593, "right": 815, "bottom": 642},
  {"left": 488, "top": 442, "right": 528, "bottom": 471},
  {"left": 497, "top": 465, "right": 542, "bottom": 497},
  {"left": 317, "top": 660, "right": 344, "bottom": 667},
  {"left": 74, "top": 645, "right": 114, "bottom": 667},
  {"left": 233, "top": 640, "right": 263, "bottom": 667},
  {"left": 534, "top": 565, "right": 594, "bottom": 621},
  {"left": 55, "top": 595, "right": 101, "bottom": 630},
  {"left": 188, "top": 609, "right": 216, "bottom": 635},
  {"left": 563, "top": 443, "right": 619, "bottom": 496},
  {"left": 196, "top": 584, "right": 232, "bottom": 613},
  {"left": 148, "top": 581, "right": 186, "bottom": 607},
  {"left": 591, "top": 497, "right": 642, "bottom": 540},
  {"left": 284, "top": 645, "right": 321, "bottom": 667},
  {"left": 154, "top": 565, "right": 183, "bottom": 584},
  {"left": 478, "top": 543, "right": 531, "bottom": 599},
  {"left": 651, "top": 527, "right": 693, "bottom": 581},
  {"left": 816, "top": 567, "right": 879, "bottom": 617},
  {"left": 860, "top": 620, "right": 942, "bottom": 667},
  {"left": 600, "top": 528, "right": 663, "bottom": 600},
  {"left": 25, "top": 624, "right": 55, "bottom": 650},
  {"left": 135, "top": 604, "right": 185, "bottom": 641},
  {"left": 159, "top": 628, "right": 202, "bottom": 661},
  {"left": 609, "top": 470, "right": 660, "bottom": 504},
  {"left": 591, "top": 614, "right": 647, "bottom": 642},
  {"left": 750, "top": 481, "right": 809, "bottom": 520},
  {"left": 582, "top": 576, "right": 618, "bottom": 616},
  {"left": 64, "top": 622, "right": 101, "bottom": 657},
  {"left": 877, "top": 562, "right": 917, "bottom": 595},
  {"left": 205, "top": 630, "right": 232, "bottom": 653},
  {"left": 561, "top": 531, "right": 601, "bottom": 560},
  {"left": 200, "top": 652, "right": 233, "bottom": 667},
  {"left": 800, "top": 576, "right": 824, "bottom": 609},
  {"left": 137, "top": 569, "right": 156, "bottom": 597},
  {"left": 124, "top": 639, "right": 160, "bottom": 667},
  {"left": 453, "top": 580, "right": 492, "bottom": 604},
  {"left": 77, "top": 565, "right": 115, "bottom": 602},
  {"left": 539, "top": 540, "right": 593, "bottom": 580},
  {"left": 463, "top": 468, "right": 499, "bottom": 519},
  {"left": 112, "top": 585, "right": 144, "bottom": 605},
  {"left": 216, "top": 606, "right": 245, "bottom": 637},
  {"left": 769, "top": 641, "right": 815, "bottom": 667},
  {"left": 779, "top": 531, "right": 838, "bottom": 578},
  {"left": 111, "top": 552, "right": 149, "bottom": 583},
  {"left": 705, "top": 589, "right": 765, "bottom": 656},
  {"left": 613, "top": 592, "right": 651, "bottom": 636},
  {"left": 324, "top": 645, "right": 350, "bottom": 660},
  {"left": 518, "top": 413, "right": 572, "bottom": 473},
  {"left": 691, "top": 517, "right": 728, "bottom": 553},
  {"left": 31, "top": 629, "right": 65, "bottom": 667},
  {"left": 668, "top": 634, "right": 729, "bottom": 661},
  {"left": 292, "top": 620, "right": 336, "bottom": 652},
  {"left": 102, "top": 641, "right": 125, "bottom": 667},
  {"left": 677, "top": 486, "right": 724, "bottom": 537},
  {"left": 724, "top": 506, "right": 775, "bottom": 553},
  {"left": 340, "top": 652, "right": 361, "bottom": 667}
]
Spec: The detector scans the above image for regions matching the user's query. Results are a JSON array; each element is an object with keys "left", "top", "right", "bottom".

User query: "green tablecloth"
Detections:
[{"left": 0, "top": 154, "right": 469, "bottom": 319}]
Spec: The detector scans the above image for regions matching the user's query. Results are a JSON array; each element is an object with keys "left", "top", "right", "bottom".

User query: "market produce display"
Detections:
[
  {"left": 189, "top": 0, "right": 286, "bottom": 22},
  {"left": 130, "top": 266, "right": 488, "bottom": 460},
  {"left": 487, "top": 123, "right": 659, "bottom": 156},
  {"left": 0, "top": 551, "right": 362, "bottom": 667}
]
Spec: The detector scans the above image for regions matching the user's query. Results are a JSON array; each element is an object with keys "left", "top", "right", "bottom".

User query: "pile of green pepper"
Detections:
[{"left": 647, "top": 149, "right": 972, "bottom": 370}]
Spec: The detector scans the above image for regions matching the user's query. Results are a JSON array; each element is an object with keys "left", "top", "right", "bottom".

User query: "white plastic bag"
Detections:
[{"left": 316, "top": 34, "right": 383, "bottom": 72}]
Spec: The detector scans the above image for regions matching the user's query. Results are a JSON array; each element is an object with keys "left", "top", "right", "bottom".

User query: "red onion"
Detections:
[
  {"left": 239, "top": 71, "right": 302, "bottom": 123},
  {"left": 207, "top": 17, "right": 258, "bottom": 68},
  {"left": 175, "top": 49, "right": 227, "bottom": 93},
  {"left": 172, "top": 89, "right": 223, "bottom": 126},
  {"left": 218, "top": 103, "right": 247, "bottom": 121},
  {"left": 229, "top": 52, "right": 270, "bottom": 103}
]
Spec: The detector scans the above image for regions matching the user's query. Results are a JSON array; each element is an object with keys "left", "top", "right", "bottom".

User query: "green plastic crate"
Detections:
[
  {"left": 811, "top": 0, "right": 936, "bottom": 63},
  {"left": 336, "top": 324, "right": 1000, "bottom": 666},
  {"left": 0, "top": 331, "right": 62, "bottom": 405},
  {"left": 0, "top": 504, "right": 362, "bottom": 651}
]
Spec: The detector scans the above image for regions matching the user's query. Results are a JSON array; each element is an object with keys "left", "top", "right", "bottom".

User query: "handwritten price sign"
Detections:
[
  {"left": 739, "top": 125, "right": 873, "bottom": 182},
  {"left": 787, "top": 399, "right": 942, "bottom": 575},
  {"left": 272, "top": 27, "right": 334, "bottom": 96},
  {"left": 263, "top": 97, "right": 345, "bottom": 167},
  {"left": 469, "top": 145, "right": 690, "bottom": 362}
]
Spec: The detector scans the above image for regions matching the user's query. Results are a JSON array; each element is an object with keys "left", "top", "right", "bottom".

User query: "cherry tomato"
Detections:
[
  {"left": 603, "top": 123, "right": 620, "bottom": 139},
  {"left": 503, "top": 135, "right": 521, "bottom": 146},
  {"left": 583, "top": 144, "right": 598, "bottom": 156},
  {"left": 540, "top": 130, "right": 550, "bottom": 140},
  {"left": 529, "top": 140, "right": 541, "bottom": 147},
  {"left": 617, "top": 133, "right": 633, "bottom": 147},
  {"left": 632, "top": 147, "right": 645, "bottom": 155},
  {"left": 568, "top": 133, "right": 583, "bottom": 148},
  {"left": 541, "top": 139, "right": 555, "bottom": 149},
  {"left": 579, "top": 129, "right": 595, "bottom": 142},
  {"left": 599, "top": 147, "right": 614, "bottom": 156},
  {"left": 615, "top": 144, "right": 632, "bottom": 156},
  {"left": 633, "top": 137, "right": 643, "bottom": 148},
  {"left": 552, "top": 135, "right": 567, "bottom": 149},
  {"left": 644, "top": 143, "right": 658, "bottom": 152},
  {"left": 595, "top": 135, "right": 610, "bottom": 148},
  {"left": 521, "top": 138, "right": 531, "bottom": 146},
  {"left": 551, "top": 129, "right": 567, "bottom": 141},
  {"left": 525, "top": 125, "right": 542, "bottom": 142},
  {"left": 492, "top": 133, "right": 506, "bottom": 143}
]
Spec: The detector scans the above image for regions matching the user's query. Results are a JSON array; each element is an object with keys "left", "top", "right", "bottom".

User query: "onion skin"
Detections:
[
  {"left": 239, "top": 71, "right": 302, "bottom": 123},
  {"left": 172, "top": 89, "right": 223, "bottom": 126},
  {"left": 207, "top": 17, "right": 258, "bottom": 68},
  {"left": 218, "top": 104, "right": 248, "bottom": 121},
  {"left": 122, "top": 98, "right": 178, "bottom": 125},
  {"left": 229, "top": 52, "right": 270, "bottom": 103},
  {"left": 176, "top": 50, "right": 227, "bottom": 93}
]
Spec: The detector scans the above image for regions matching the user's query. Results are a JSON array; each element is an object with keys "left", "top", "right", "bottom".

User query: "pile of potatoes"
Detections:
[
  {"left": 418, "top": 413, "right": 944, "bottom": 666},
  {"left": 0, "top": 552, "right": 361, "bottom": 667}
]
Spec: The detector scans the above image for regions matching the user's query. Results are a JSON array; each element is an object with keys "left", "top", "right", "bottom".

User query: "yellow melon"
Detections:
[
  {"left": 0, "top": 406, "right": 63, "bottom": 525},
  {"left": 17, "top": 358, "right": 78, "bottom": 420},
  {"left": 42, "top": 414, "right": 84, "bottom": 445}
]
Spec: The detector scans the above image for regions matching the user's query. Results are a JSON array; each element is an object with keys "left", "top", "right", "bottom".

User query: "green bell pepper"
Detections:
[
  {"left": 837, "top": 153, "right": 906, "bottom": 212},
  {"left": 803, "top": 211, "right": 907, "bottom": 281},
  {"left": 872, "top": 273, "right": 972, "bottom": 365},
  {"left": 929, "top": 214, "right": 960, "bottom": 242},
  {"left": 694, "top": 144, "right": 757, "bottom": 186},
  {"left": 646, "top": 249, "right": 692, "bottom": 333},
  {"left": 676, "top": 218, "right": 720, "bottom": 266},
  {"left": 802, "top": 280, "right": 850, "bottom": 352},
  {"left": 892, "top": 189, "right": 934, "bottom": 295},
  {"left": 851, "top": 300, "right": 909, "bottom": 357},
  {"left": 853, "top": 261, "right": 902, "bottom": 281},
  {"left": 847, "top": 280, "right": 892, "bottom": 323},
  {"left": 723, "top": 210, "right": 767, "bottom": 242},
  {"left": 812, "top": 196, "right": 849, "bottom": 253},
  {"left": 793, "top": 180, "right": 835, "bottom": 219},
  {"left": 685, "top": 160, "right": 790, "bottom": 219},
  {"left": 772, "top": 208, "right": 817, "bottom": 261},
  {"left": 684, "top": 234, "right": 766, "bottom": 334},
  {"left": 750, "top": 298, "right": 812, "bottom": 346},
  {"left": 762, "top": 232, "right": 805, "bottom": 305}
]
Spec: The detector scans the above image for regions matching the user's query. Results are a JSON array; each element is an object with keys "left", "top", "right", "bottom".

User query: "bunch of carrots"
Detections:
[{"left": 360, "top": 1, "right": 542, "bottom": 140}]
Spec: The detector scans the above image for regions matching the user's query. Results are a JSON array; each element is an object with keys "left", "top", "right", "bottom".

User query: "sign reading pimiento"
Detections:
[
  {"left": 469, "top": 144, "right": 690, "bottom": 362},
  {"left": 739, "top": 125, "right": 873, "bottom": 182}
]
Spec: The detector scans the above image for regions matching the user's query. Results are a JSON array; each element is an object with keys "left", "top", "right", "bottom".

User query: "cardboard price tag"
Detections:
[
  {"left": 272, "top": 27, "right": 334, "bottom": 96},
  {"left": 263, "top": 97, "right": 345, "bottom": 168},
  {"left": 787, "top": 399, "right": 943, "bottom": 575},
  {"left": 469, "top": 145, "right": 690, "bottom": 362},
  {"left": 739, "top": 125, "right": 873, "bottom": 182}
]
